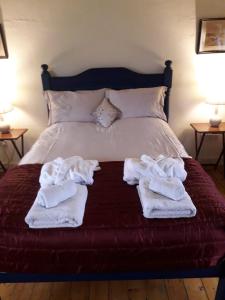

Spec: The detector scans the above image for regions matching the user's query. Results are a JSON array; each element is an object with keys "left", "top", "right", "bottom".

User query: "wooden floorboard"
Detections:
[
  {"left": 146, "top": 279, "right": 168, "bottom": 300},
  {"left": 127, "top": 279, "right": 147, "bottom": 300},
  {"left": 183, "top": 278, "right": 209, "bottom": 300},
  {"left": 201, "top": 278, "right": 218, "bottom": 300},
  {"left": 165, "top": 279, "right": 188, "bottom": 300},
  {"left": 71, "top": 281, "right": 90, "bottom": 300},
  {"left": 0, "top": 166, "right": 223, "bottom": 300},
  {"left": 109, "top": 281, "right": 128, "bottom": 300},
  {"left": 0, "top": 279, "right": 219, "bottom": 300},
  {"left": 30, "top": 282, "right": 52, "bottom": 300},
  {"left": 89, "top": 281, "right": 109, "bottom": 300}
]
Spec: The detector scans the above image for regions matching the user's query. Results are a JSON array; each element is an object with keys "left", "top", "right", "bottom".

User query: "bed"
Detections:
[{"left": 0, "top": 60, "right": 225, "bottom": 299}]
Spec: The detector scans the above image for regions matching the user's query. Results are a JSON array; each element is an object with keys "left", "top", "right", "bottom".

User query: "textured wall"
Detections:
[{"left": 0, "top": 0, "right": 223, "bottom": 162}]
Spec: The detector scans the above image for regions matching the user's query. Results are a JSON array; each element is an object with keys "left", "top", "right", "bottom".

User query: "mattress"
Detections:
[
  {"left": 0, "top": 159, "right": 225, "bottom": 274},
  {"left": 20, "top": 117, "right": 188, "bottom": 164}
]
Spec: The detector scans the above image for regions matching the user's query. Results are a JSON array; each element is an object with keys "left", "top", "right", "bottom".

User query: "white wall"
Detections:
[
  {"left": 0, "top": 0, "right": 224, "bottom": 162},
  {"left": 196, "top": 0, "right": 225, "bottom": 19},
  {"left": 194, "top": 0, "right": 225, "bottom": 161}
]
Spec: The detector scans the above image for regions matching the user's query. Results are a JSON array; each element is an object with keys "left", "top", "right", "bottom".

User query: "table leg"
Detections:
[
  {"left": 215, "top": 133, "right": 225, "bottom": 176},
  {"left": 215, "top": 149, "right": 223, "bottom": 169},
  {"left": 223, "top": 133, "right": 225, "bottom": 177},
  {"left": 10, "top": 140, "right": 22, "bottom": 158},
  {"left": 216, "top": 134, "right": 224, "bottom": 168},
  {"left": 21, "top": 134, "right": 24, "bottom": 156},
  {"left": 0, "top": 160, "right": 6, "bottom": 172},
  {"left": 195, "top": 133, "right": 206, "bottom": 160},
  {"left": 195, "top": 131, "right": 198, "bottom": 157}
]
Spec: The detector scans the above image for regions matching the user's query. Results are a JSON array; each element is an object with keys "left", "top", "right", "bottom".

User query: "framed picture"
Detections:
[
  {"left": 0, "top": 24, "right": 8, "bottom": 58},
  {"left": 197, "top": 18, "right": 225, "bottom": 54}
]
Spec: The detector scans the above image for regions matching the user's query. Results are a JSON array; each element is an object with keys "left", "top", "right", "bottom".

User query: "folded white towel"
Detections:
[
  {"left": 137, "top": 178, "right": 196, "bottom": 219},
  {"left": 149, "top": 177, "right": 185, "bottom": 201},
  {"left": 123, "top": 157, "right": 166, "bottom": 185},
  {"left": 155, "top": 155, "right": 187, "bottom": 182},
  {"left": 25, "top": 184, "right": 88, "bottom": 228},
  {"left": 37, "top": 180, "right": 78, "bottom": 208},
  {"left": 40, "top": 156, "right": 100, "bottom": 188}
]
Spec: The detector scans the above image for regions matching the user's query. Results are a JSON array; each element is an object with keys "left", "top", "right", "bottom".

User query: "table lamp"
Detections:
[
  {"left": 0, "top": 102, "right": 13, "bottom": 133},
  {"left": 206, "top": 96, "right": 225, "bottom": 127}
]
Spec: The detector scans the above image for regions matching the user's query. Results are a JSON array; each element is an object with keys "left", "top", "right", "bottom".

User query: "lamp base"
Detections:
[
  {"left": 209, "top": 117, "right": 221, "bottom": 127},
  {"left": 0, "top": 124, "right": 10, "bottom": 134}
]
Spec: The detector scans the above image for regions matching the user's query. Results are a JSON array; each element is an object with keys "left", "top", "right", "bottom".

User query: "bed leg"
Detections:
[{"left": 215, "top": 277, "right": 225, "bottom": 300}]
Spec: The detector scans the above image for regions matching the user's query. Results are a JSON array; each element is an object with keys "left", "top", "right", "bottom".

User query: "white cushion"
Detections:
[
  {"left": 44, "top": 89, "right": 105, "bottom": 125},
  {"left": 92, "top": 98, "right": 120, "bottom": 127},
  {"left": 106, "top": 86, "right": 167, "bottom": 121}
]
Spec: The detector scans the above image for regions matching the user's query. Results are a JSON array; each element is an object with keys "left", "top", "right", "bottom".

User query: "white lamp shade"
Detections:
[
  {"left": 206, "top": 95, "right": 225, "bottom": 105},
  {"left": 0, "top": 102, "right": 13, "bottom": 114}
]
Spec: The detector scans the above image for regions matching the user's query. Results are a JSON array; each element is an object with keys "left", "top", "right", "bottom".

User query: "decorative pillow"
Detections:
[
  {"left": 44, "top": 89, "right": 105, "bottom": 125},
  {"left": 105, "top": 86, "right": 167, "bottom": 121},
  {"left": 92, "top": 98, "right": 120, "bottom": 128}
]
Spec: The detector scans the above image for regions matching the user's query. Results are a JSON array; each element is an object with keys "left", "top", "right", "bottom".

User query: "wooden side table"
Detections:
[
  {"left": 0, "top": 128, "right": 28, "bottom": 171},
  {"left": 190, "top": 122, "right": 225, "bottom": 174}
]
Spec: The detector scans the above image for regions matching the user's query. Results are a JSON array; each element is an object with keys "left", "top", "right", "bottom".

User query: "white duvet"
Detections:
[{"left": 20, "top": 117, "right": 188, "bottom": 164}]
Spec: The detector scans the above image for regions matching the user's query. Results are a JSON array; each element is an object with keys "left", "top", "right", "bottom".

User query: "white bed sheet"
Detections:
[{"left": 20, "top": 118, "right": 188, "bottom": 164}]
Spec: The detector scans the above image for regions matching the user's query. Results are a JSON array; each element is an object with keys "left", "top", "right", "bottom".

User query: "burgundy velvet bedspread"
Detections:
[{"left": 0, "top": 158, "right": 225, "bottom": 274}]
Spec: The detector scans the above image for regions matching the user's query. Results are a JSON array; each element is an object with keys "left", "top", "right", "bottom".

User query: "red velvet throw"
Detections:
[{"left": 0, "top": 159, "right": 225, "bottom": 274}]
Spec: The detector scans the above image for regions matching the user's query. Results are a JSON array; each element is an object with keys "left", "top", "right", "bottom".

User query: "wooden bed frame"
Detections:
[
  {"left": 1, "top": 60, "right": 224, "bottom": 300},
  {"left": 41, "top": 60, "right": 172, "bottom": 120}
]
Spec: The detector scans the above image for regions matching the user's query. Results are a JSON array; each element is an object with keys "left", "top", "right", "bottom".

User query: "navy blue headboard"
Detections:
[{"left": 41, "top": 60, "right": 172, "bottom": 119}]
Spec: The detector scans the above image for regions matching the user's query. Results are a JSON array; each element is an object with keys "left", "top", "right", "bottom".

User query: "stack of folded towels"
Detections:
[
  {"left": 124, "top": 154, "right": 196, "bottom": 219},
  {"left": 25, "top": 156, "right": 99, "bottom": 228}
]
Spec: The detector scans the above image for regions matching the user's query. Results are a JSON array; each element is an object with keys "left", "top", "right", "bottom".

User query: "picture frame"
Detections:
[
  {"left": 197, "top": 18, "right": 225, "bottom": 54},
  {"left": 0, "top": 24, "right": 8, "bottom": 58}
]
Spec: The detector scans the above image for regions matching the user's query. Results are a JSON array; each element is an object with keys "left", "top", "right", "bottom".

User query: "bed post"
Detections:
[
  {"left": 163, "top": 60, "right": 172, "bottom": 120},
  {"left": 164, "top": 60, "right": 172, "bottom": 87},
  {"left": 215, "top": 261, "right": 225, "bottom": 300},
  {"left": 215, "top": 277, "right": 225, "bottom": 300},
  {"left": 41, "top": 64, "right": 51, "bottom": 91}
]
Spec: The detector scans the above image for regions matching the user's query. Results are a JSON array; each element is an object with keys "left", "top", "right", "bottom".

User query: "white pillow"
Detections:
[
  {"left": 106, "top": 86, "right": 167, "bottom": 121},
  {"left": 44, "top": 89, "right": 105, "bottom": 125},
  {"left": 92, "top": 98, "right": 120, "bottom": 128}
]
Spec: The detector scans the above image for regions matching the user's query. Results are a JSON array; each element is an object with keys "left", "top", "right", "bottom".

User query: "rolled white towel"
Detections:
[
  {"left": 148, "top": 177, "right": 185, "bottom": 201},
  {"left": 37, "top": 180, "right": 78, "bottom": 208}
]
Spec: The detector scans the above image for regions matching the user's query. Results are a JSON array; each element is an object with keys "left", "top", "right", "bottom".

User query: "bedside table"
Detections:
[
  {"left": 190, "top": 122, "right": 225, "bottom": 174},
  {"left": 0, "top": 128, "right": 28, "bottom": 171}
]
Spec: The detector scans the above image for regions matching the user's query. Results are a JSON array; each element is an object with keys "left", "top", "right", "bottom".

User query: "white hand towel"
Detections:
[
  {"left": 148, "top": 177, "right": 185, "bottom": 201},
  {"left": 25, "top": 184, "right": 88, "bottom": 228},
  {"left": 39, "top": 156, "right": 100, "bottom": 187},
  {"left": 37, "top": 180, "right": 78, "bottom": 208},
  {"left": 137, "top": 178, "right": 196, "bottom": 219},
  {"left": 156, "top": 155, "right": 187, "bottom": 182}
]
